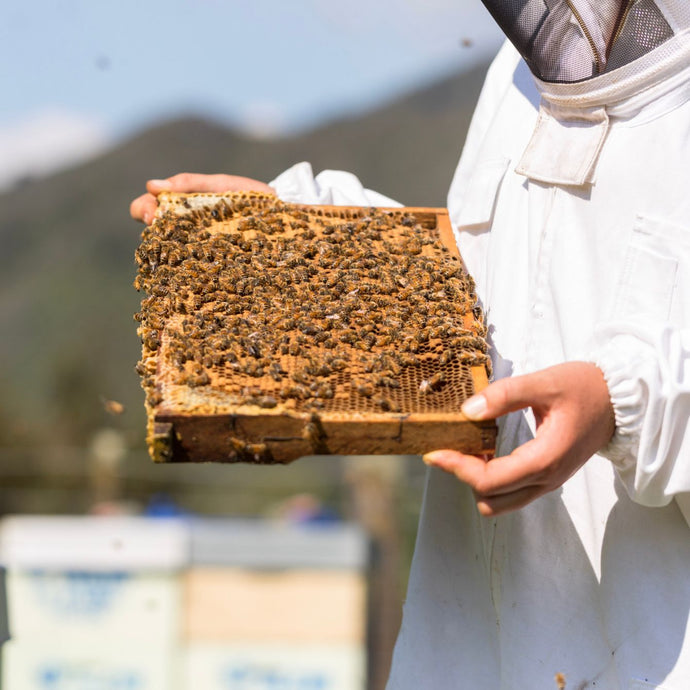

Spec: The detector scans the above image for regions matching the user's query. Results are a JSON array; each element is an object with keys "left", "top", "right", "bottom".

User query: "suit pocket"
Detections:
[{"left": 612, "top": 215, "right": 682, "bottom": 324}]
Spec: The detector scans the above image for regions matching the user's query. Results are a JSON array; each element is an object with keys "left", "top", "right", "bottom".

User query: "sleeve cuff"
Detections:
[{"left": 588, "top": 333, "right": 655, "bottom": 468}]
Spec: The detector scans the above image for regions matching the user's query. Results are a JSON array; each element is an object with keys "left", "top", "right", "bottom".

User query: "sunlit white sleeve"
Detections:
[
  {"left": 591, "top": 322, "right": 690, "bottom": 510},
  {"left": 269, "top": 161, "right": 401, "bottom": 207}
]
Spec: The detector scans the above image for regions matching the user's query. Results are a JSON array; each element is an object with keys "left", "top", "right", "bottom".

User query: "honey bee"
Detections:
[
  {"left": 421, "top": 372, "right": 446, "bottom": 393},
  {"left": 148, "top": 390, "right": 163, "bottom": 406},
  {"left": 143, "top": 332, "right": 161, "bottom": 350},
  {"left": 355, "top": 381, "right": 374, "bottom": 397},
  {"left": 439, "top": 349, "right": 455, "bottom": 366},
  {"left": 291, "top": 369, "right": 309, "bottom": 384},
  {"left": 328, "top": 357, "right": 347, "bottom": 371},
  {"left": 311, "top": 382, "right": 334, "bottom": 399},
  {"left": 374, "top": 375, "right": 400, "bottom": 389},
  {"left": 230, "top": 438, "right": 270, "bottom": 463},
  {"left": 373, "top": 396, "right": 400, "bottom": 412},
  {"left": 282, "top": 383, "right": 310, "bottom": 400}
]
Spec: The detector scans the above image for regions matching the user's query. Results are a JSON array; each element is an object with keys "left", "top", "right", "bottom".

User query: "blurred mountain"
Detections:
[{"left": 0, "top": 60, "right": 489, "bottom": 448}]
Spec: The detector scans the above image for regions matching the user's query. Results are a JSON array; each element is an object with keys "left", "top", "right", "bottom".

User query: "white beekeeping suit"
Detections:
[{"left": 271, "top": 1, "right": 690, "bottom": 687}]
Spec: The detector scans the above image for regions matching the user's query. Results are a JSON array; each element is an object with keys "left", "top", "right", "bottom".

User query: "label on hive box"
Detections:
[
  {"left": 1, "top": 640, "right": 181, "bottom": 690},
  {"left": 6, "top": 570, "right": 181, "bottom": 645},
  {"left": 184, "top": 642, "right": 365, "bottom": 690}
]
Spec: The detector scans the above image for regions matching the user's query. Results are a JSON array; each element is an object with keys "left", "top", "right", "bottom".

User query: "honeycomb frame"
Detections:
[{"left": 135, "top": 192, "right": 496, "bottom": 463}]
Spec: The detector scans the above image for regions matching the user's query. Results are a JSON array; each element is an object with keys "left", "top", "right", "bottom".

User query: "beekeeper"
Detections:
[{"left": 131, "top": 1, "right": 690, "bottom": 686}]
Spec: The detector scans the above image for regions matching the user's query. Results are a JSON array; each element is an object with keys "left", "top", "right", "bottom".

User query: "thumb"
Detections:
[
  {"left": 461, "top": 371, "right": 550, "bottom": 421},
  {"left": 146, "top": 178, "right": 173, "bottom": 194}
]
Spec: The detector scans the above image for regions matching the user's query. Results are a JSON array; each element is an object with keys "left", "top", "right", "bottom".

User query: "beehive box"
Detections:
[
  {"left": 0, "top": 516, "right": 188, "bottom": 645},
  {"left": 184, "top": 520, "right": 368, "bottom": 644},
  {"left": 135, "top": 192, "right": 496, "bottom": 463}
]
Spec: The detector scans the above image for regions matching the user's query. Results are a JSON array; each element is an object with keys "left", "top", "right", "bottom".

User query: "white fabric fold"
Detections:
[{"left": 269, "top": 161, "right": 401, "bottom": 208}]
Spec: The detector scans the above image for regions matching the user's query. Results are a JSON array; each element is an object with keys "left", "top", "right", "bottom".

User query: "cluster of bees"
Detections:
[{"left": 134, "top": 193, "right": 490, "bottom": 417}]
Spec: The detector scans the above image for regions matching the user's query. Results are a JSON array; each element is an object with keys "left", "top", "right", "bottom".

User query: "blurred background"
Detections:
[{"left": 0, "top": 1, "right": 502, "bottom": 688}]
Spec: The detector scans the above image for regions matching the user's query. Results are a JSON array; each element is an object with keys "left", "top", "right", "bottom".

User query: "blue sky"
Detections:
[{"left": 0, "top": 0, "right": 502, "bottom": 187}]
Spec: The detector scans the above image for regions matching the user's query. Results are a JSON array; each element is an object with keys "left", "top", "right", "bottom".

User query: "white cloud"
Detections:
[{"left": 0, "top": 108, "right": 111, "bottom": 190}]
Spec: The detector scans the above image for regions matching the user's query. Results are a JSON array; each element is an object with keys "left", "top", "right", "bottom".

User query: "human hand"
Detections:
[
  {"left": 423, "top": 361, "right": 615, "bottom": 516},
  {"left": 130, "top": 173, "right": 276, "bottom": 224}
]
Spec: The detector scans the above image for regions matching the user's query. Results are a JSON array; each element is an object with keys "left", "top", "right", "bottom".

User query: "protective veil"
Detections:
[
  {"left": 480, "top": 0, "right": 679, "bottom": 82},
  {"left": 270, "top": 0, "right": 690, "bottom": 687}
]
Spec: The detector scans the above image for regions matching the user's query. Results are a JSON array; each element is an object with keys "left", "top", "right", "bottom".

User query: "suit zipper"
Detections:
[
  {"left": 566, "top": 0, "right": 601, "bottom": 73},
  {"left": 607, "top": 0, "right": 634, "bottom": 61},
  {"left": 566, "top": 0, "right": 634, "bottom": 74}
]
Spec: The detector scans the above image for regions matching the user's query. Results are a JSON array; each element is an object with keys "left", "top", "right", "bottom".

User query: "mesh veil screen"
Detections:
[
  {"left": 606, "top": 0, "right": 674, "bottom": 72},
  {"left": 481, "top": 0, "right": 674, "bottom": 82}
]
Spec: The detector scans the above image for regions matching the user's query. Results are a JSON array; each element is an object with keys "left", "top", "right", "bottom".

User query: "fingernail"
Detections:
[
  {"left": 422, "top": 451, "right": 445, "bottom": 465},
  {"left": 148, "top": 179, "right": 170, "bottom": 189},
  {"left": 461, "top": 394, "right": 487, "bottom": 420}
]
